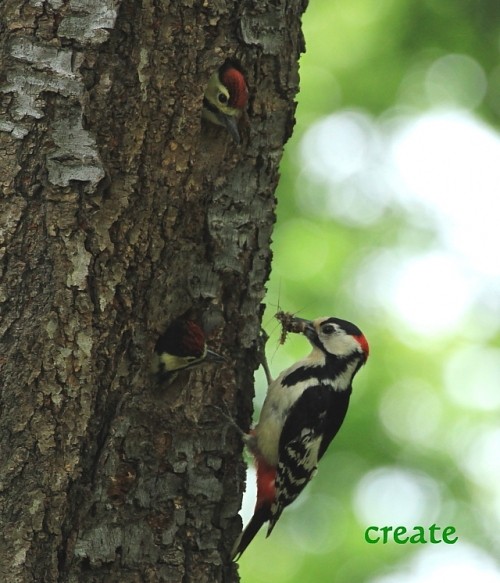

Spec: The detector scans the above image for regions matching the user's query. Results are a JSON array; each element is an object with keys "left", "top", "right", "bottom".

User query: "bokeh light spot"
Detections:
[
  {"left": 459, "top": 426, "right": 500, "bottom": 489},
  {"left": 354, "top": 466, "right": 441, "bottom": 526},
  {"left": 379, "top": 379, "right": 442, "bottom": 446},
  {"left": 444, "top": 345, "right": 500, "bottom": 411},
  {"left": 425, "top": 54, "right": 487, "bottom": 109},
  {"left": 392, "top": 110, "right": 500, "bottom": 278},
  {"left": 301, "top": 110, "right": 374, "bottom": 183},
  {"left": 390, "top": 251, "right": 475, "bottom": 336}
]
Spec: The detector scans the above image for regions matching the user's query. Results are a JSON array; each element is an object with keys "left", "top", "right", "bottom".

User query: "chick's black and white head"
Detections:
[{"left": 304, "top": 317, "right": 369, "bottom": 363}]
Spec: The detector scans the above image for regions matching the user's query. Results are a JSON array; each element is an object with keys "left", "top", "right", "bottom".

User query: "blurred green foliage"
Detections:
[{"left": 237, "top": 1, "right": 500, "bottom": 582}]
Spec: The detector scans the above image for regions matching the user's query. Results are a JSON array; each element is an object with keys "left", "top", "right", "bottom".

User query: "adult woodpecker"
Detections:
[
  {"left": 202, "top": 61, "right": 248, "bottom": 144},
  {"left": 232, "top": 316, "right": 369, "bottom": 559},
  {"left": 151, "top": 319, "right": 224, "bottom": 384}
]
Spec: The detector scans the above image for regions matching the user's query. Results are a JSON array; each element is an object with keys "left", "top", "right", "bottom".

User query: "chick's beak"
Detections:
[{"left": 218, "top": 112, "right": 241, "bottom": 144}]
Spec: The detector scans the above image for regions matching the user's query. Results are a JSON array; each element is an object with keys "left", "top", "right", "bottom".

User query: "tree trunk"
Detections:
[{"left": 0, "top": 1, "right": 306, "bottom": 581}]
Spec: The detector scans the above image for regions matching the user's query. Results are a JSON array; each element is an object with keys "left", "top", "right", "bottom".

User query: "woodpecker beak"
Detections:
[
  {"left": 217, "top": 111, "right": 241, "bottom": 144},
  {"left": 302, "top": 321, "right": 318, "bottom": 343},
  {"left": 281, "top": 316, "right": 317, "bottom": 341},
  {"left": 205, "top": 348, "right": 226, "bottom": 363}
]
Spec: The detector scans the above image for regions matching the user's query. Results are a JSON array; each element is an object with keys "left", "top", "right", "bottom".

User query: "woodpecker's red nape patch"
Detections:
[
  {"left": 354, "top": 334, "right": 370, "bottom": 359},
  {"left": 181, "top": 320, "right": 206, "bottom": 357},
  {"left": 221, "top": 66, "right": 248, "bottom": 110}
]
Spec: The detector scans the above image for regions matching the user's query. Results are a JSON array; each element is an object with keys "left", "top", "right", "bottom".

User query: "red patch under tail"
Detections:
[{"left": 231, "top": 456, "right": 276, "bottom": 560}]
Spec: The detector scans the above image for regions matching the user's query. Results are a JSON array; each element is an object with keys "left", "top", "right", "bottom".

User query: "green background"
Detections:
[{"left": 238, "top": 1, "right": 500, "bottom": 581}]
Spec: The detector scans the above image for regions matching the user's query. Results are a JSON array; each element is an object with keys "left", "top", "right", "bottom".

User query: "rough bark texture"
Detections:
[{"left": 0, "top": 1, "right": 307, "bottom": 582}]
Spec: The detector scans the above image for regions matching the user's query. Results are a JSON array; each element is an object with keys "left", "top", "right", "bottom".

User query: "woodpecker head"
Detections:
[
  {"left": 202, "top": 61, "right": 248, "bottom": 143},
  {"left": 291, "top": 316, "right": 369, "bottom": 363},
  {"left": 152, "top": 319, "right": 224, "bottom": 383}
]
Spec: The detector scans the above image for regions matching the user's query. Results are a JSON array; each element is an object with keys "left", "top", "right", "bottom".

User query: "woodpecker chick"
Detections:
[
  {"left": 202, "top": 62, "right": 248, "bottom": 143},
  {"left": 232, "top": 316, "right": 369, "bottom": 560},
  {"left": 151, "top": 319, "right": 224, "bottom": 384}
]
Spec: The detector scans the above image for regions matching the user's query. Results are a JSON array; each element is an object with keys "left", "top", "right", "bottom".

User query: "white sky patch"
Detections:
[
  {"left": 391, "top": 109, "right": 500, "bottom": 278},
  {"left": 240, "top": 466, "right": 257, "bottom": 525},
  {"left": 389, "top": 251, "right": 477, "bottom": 336}
]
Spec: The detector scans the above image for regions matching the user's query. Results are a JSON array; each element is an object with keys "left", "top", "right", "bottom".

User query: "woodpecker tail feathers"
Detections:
[{"left": 231, "top": 505, "right": 271, "bottom": 561}]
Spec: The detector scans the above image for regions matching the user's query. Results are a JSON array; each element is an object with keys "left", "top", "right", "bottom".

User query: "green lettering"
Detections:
[
  {"left": 365, "top": 527, "right": 380, "bottom": 544},
  {"left": 429, "top": 523, "right": 441, "bottom": 543},
  {"left": 393, "top": 526, "right": 409, "bottom": 544},
  {"left": 381, "top": 525, "right": 393, "bottom": 544},
  {"left": 442, "top": 526, "right": 458, "bottom": 544},
  {"left": 409, "top": 526, "right": 427, "bottom": 544}
]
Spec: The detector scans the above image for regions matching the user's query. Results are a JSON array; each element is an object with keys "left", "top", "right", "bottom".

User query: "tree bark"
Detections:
[{"left": 0, "top": 1, "right": 307, "bottom": 581}]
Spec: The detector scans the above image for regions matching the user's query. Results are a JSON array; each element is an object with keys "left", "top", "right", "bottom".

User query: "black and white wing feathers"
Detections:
[{"left": 267, "top": 384, "right": 351, "bottom": 535}]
